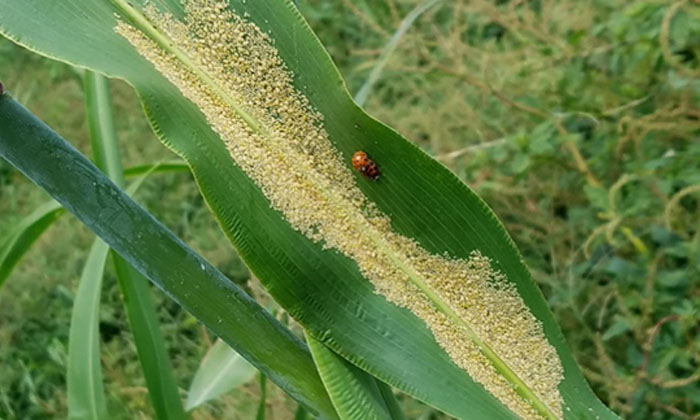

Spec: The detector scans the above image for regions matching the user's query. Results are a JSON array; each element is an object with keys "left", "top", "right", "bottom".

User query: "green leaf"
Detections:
[
  {"left": 124, "top": 160, "right": 189, "bottom": 178},
  {"left": 256, "top": 373, "right": 267, "bottom": 420},
  {"left": 114, "top": 256, "right": 188, "bottom": 419},
  {"left": 68, "top": 71, "right": 152, "bottom": 417},
  {"left": 84, "top": 70, "right": 125, "bottom": 185},
  {"left": 66, "top": 176, "right": 158, "bottom": 420},
  {"left": 0, "top": 95, "right": 338, "bottom": 420},
  {"left": 85, "top": 70, "right": 187, "bottom": 420},
  {"left": 0, "top": 162, "right": 184, "bottom": 293},
  {"left": 0, "top": 199, "right": 63, "bottom": 288},
  {"left": 306, "top": 333, "right": 400, "bottom": 420},
  {"left": 185, "top": 339, "right": 258, "bottom": 410},
  {"left": 67, "top": 239, "right": 110, "bottom": 420},
  {"left": 0, "top": 1, "right": 620, "bottom": 419},
  {"left": 601, "top": 318, "right": 630, "bottom": 342},
  {"left": 294, "top": 405, "right": 309, "bottom": 420},
  {"left": 375, "top": 382, "right": 406, "bottom": 420}
]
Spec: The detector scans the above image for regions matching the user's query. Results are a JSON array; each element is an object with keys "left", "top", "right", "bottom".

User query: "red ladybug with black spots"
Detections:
[{"left": 351, "top": 150, "right": 379, "bottom": 180}]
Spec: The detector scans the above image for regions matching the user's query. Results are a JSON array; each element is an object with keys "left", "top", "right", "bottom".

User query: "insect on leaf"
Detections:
[{"left": 0, "top": 1, "right": 621, "bottom": 419}]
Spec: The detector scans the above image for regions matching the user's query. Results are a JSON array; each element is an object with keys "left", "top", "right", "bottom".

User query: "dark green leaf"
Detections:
[
  {"left": 256, "top": 374, "right": 267, "bottom": 420},
  {"left": 0, "top": 199, "right": 63, "bottom": 288},
  {"left": 85, "top": 70, "right": 187, "bottom": 420},
  {"left": 0, "top": 95, "right": 338, "bottom": 420},
  {"left": 306, "top": 333, "right": 400, "bottom": 420}
]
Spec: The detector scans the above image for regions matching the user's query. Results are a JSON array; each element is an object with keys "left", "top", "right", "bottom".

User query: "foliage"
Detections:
[
  {"left": 0, "top": 0, "right": 699, "bottom": 419},
  {"left": 0, "top": 0, "right": 615, "bottom": 419},
  {"left": 0, "top": 94, "right": 336, "bottom": 419},
  {"left": 301, "top": 0, "right": 700, "bottom": 418},
  {"left": 185, "top": 338, "right": 257, "bottom": 410}
]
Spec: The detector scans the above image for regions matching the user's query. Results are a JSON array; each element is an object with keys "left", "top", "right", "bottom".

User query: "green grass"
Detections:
[{"left": 1, "top": 0, "right": 699, "bottom": 418}]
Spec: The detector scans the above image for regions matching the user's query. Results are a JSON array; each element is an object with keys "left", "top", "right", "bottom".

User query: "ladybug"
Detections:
[{"left": 351, "top": 150, "right": 379, "bottom": 180}]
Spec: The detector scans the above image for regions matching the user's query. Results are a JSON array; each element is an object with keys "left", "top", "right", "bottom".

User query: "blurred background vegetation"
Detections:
[{"left": 1, "top": 0, "right": 699, "bottom": 418}]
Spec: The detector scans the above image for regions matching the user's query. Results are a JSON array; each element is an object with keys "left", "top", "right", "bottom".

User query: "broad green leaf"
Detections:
[
  {"left": 85, "top": 70, "right": 187, "bottom": 420},
  {"left": 0, "top": 96, "right": 338, "bottom": 420},
  {"left": 306, "top": 333, "right": 399, "bottom": 420},
  {"left": 0, "top": 1, "right": 619, "bottom": 419},
  {"left": 67, "top": 239, "right": 110, "bottom": 420},
  {"left": 185, "top": 338, "right": 258, "bottom": 410},
  {"left": 0, "top": 199, "right": 63, "bottom": 288}
]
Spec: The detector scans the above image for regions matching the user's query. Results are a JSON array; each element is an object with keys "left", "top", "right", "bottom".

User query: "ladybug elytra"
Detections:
[{"left": 351, "top": 150, "right": 379, "bottom": 180}]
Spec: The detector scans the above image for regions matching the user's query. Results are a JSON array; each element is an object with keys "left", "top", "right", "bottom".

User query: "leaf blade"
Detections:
[
  {"left": 67, "top": 239, "right": 110, "bottom": 420},
  {"left": 306, "top": 333, "right": 400, "bottom": 420},
  {"left": 85, "top": 70, "right": 187, "bottom": 420},
  {"left": 0, "top": 199, "right": 63, "bottom": 288},
  {"left": 114, "top": 255, "right": 188, "bottom": 419},
  {"left": 84, "top": 70, "right": 124, "bottom": 185},
  {"left": 0, "top": 95, "right": 338, "bottom": 420},
  {"left": 185, "top": 338, "right": 258, "bottom": 410},
  {"left": 256, "top": 374, "right": 267, "bottom": 420}
]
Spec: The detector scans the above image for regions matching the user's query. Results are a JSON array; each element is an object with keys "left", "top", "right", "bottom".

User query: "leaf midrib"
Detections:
[
  {"left": 111, "top": 0, "right": 265, "bottom": 136},
  {"left": 109, "top": 2, "right": 560, "bottom": 419}
]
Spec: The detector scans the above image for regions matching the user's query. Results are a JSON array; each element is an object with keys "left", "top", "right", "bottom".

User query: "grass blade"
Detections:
[
  {"left": 293, "top": 405, "right": 308, "bottom": 420},
  {"left": 67, "top": 239, "right": 110, "bottom": 420},
  {"left": 85, "top": 70, "right": 187, "bottom": 420},
  {"left": 375, "top": 382, "right": 405, "bottom": 420},
  {"left": 84, "top": 71, "right": 124, "bottom": 185},
  {"left": 124, "top": 160, "right": 189, "bottom": 178},
  {"left": 306, "top": 333, "right": 398, "bottom": 420},
  {"left": 354, "top": 0, "right": 443, "bottom": 106},
  {"left": 185, "top": 338, "right": 258, "bottom": 410},
  {"left": 0, "top": 199, "right": 63, "bottom": 288},
  {"left": 66, "top": 175, "right": 153, "bottom": 420},
  {"left": 0, "top": 159, "right": 186, "bottom": 292},
  {"left": 113, "top": 256, "right": 187, "bottom": 419},
  {"left": 256, "top": 373, "right": 267, "bottom": 420},
  {"left": 0, "top": 94, "right": 338, "bottom": 420}
]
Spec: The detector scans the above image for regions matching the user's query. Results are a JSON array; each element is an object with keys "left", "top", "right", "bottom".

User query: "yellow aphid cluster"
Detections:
[{"left": 115, "top": 1, "right": 564, "bottom": 418}]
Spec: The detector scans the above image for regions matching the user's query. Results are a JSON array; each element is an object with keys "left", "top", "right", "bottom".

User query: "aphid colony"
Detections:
[
  {"left": 351, "top": 150, "right": 379, "bottom": 180},
  {"left": 116, "top": 1, "right": 565, "bottom": 416}
]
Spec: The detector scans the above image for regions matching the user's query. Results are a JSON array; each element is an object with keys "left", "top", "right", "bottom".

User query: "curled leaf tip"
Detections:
[{"left": 114, "top": 0, "right": 564, "bottom": 418}]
